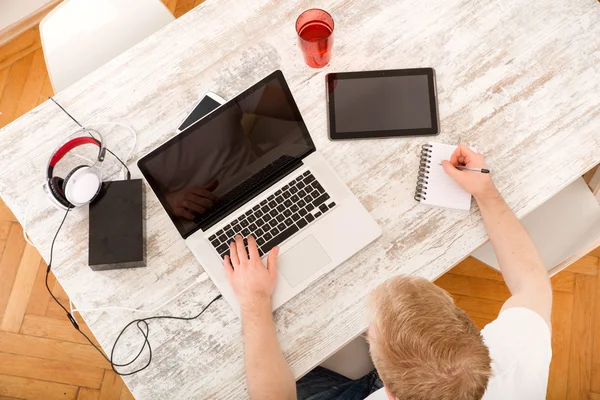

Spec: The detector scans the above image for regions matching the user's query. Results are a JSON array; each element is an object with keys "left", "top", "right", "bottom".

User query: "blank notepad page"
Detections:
[{"left": 417, "top": 143, "right": 472, "bottom": 211}]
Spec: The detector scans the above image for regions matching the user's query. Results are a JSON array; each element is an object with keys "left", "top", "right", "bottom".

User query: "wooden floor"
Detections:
[{"left": 1, "top": 1, "right": 599, "bottom": 399}]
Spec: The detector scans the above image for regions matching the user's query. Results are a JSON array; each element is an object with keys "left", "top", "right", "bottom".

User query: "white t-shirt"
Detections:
[{"left": 365, "top": 307, "right": 552, "bottom": 400}]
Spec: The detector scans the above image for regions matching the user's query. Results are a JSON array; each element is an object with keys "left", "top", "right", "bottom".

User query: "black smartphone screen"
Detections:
[{"left": 178, "top": 96, "right": 222, "bottom": 131}]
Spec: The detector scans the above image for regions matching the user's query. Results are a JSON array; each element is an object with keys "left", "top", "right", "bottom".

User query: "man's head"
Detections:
[{"left": 368, "top": 275, "right": 491, "bottom": 400}]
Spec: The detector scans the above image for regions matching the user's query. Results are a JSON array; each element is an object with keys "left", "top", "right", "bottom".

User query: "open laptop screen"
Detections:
[{"left": 138, "top": 71, "right": 315, "bottom": 238}]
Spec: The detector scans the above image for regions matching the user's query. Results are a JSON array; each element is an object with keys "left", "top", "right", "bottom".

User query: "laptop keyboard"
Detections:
[{"left": 208, "top": 171, "right": 336, "bottom": 259}]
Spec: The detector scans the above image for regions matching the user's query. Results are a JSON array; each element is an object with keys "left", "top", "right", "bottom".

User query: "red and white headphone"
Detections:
[{"left": 43, "top": 130, "right": 106, "bottom": 210}]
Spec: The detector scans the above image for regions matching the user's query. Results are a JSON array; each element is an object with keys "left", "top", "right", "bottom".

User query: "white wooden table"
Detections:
[{"left": 0, "top": 0, "right": 599, "bottom": 398}]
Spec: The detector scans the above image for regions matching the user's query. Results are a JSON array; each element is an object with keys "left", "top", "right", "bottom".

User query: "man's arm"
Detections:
[
  {"left": 224, "top": 236, "right": 296, "bottom": 400},
  {"left": 442, "top": 145, "right": 552, "bottom": 326}
]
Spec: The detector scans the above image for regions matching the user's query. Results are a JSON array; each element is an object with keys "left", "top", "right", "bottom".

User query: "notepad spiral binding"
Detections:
[{"left": 414, "top": 144, "right": 433, "bottom": 201}]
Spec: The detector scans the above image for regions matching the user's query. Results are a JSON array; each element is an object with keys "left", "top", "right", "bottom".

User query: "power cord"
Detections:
[{"left": 45, "top": 189, "right": 222, "bottom": 376}]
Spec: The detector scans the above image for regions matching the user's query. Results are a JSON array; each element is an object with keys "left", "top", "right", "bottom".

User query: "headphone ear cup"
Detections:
[
  {"left": 62, "top": 165, "right": 87, "bottom": 192},
  {"left": 63, "top": 165, "right": 101, "bottom": 206},
  {"left": 49, "top": 177, "right": 73, "bottom": 208}
]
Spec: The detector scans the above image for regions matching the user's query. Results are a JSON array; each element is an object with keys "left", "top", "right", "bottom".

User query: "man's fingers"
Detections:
[
  {"left": 449, "top": 146, "right": 462, "bottom": 165},
  {"left": 235, "top": 235, "right": 248, "bottom": 261},
  {"left": 441, "top": 160, "right": 461, "bottom": 180},
  {"left": 229, "top": 240, "right": 240, "bottom": 267},
  {"left": 185, "top": 193, "right": 214, "bottom": 209},
  {"left": 176, "top": 208, "right": 196, "bottom": 220},
  {"left": 246, "top": 236, "right": 261, "bottom": 261},
  {"left": 182, "top": 200, "right": 206, "bottom": 214},
  {"left": 202, "top": 179, "right": 219, "bottom": 192},
  {"left": 267, "top": 246, "right": 279, "bottom": 280},
  {"left": 223, "top": 256, "right": 234, "bottom": 281},
  {"left": 449, "top": 144, "right": 472, "bottom": 165},
  {"left": 189, "top": 187, "right": 219, "bottom": 202},
  {"left": 457, "top": 144, "right": 478, "bottom": 165}
]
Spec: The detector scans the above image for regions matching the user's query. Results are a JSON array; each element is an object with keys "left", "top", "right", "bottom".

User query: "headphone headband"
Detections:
[{"left": 47, "top": 130, "right": 105, "bottom": 179}]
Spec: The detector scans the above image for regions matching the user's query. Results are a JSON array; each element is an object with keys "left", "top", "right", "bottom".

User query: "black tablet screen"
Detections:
[{"left": 327, "top": 69, "right": 438, "bottom": 139}]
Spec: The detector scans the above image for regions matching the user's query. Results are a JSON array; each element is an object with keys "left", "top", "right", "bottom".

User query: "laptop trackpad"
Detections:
[{"left": 278, "top": 235, "right": 331, "bottom": 287}]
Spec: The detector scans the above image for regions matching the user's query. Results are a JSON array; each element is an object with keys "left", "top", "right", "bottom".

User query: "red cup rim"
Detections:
[{"left": 295, "top": 8, "right": 335, "bottom": 39}]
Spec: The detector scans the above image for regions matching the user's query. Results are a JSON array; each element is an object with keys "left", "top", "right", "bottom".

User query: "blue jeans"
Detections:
[{"left": 296, "top": 367, "right": 383, "bottom": 400}]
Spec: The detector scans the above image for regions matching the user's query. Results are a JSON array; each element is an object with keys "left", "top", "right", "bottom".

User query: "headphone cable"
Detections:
[
  {"left": 49, "top": 97, "right": 132, "bottom": 180},
  {"left": 44, "top": 208, "right": 222, "bottom": 375}
]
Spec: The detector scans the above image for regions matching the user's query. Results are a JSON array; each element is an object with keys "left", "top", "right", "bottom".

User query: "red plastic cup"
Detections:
[{"left": 296, "top": 9, "right": 334, "bottom": 68}]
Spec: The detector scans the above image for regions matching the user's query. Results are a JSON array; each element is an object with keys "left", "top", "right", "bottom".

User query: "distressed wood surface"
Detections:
[{"left": 0, "top": 0, "right": 599, "bottom": 398}]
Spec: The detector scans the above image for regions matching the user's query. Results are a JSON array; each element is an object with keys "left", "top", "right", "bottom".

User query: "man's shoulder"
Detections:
[
  {"left": 482, "top": 307, "right": 551, "bottom": 342},
  {"left": 480, "top": 307, "right": 552, "bottom": 399}
]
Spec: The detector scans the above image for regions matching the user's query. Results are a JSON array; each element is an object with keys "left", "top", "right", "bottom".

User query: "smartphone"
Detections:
[{"left": 177, "top": 92, "right": 226, "bottom": 133}]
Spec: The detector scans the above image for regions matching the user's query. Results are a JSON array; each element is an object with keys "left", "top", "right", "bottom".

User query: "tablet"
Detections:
[{"left": 326, "top": 68, "right": 439, "bottom": 140}]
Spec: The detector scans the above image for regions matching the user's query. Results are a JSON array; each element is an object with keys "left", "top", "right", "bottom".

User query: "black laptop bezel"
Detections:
[
  {"left": 326, "top": 68, "right": 440, "bottom": 140},
  {"left": 138, "top": 70, "right": 316, "bottom": 238}
]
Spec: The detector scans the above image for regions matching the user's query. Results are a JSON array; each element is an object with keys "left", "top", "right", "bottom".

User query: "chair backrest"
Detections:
[{"left": 40, "top": 0, "right": 175, "bottom": 93}]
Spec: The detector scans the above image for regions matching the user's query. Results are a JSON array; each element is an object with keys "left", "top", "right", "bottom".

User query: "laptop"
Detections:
[{"left": 138, "top": 70, "right": 381, "bottom": 314}]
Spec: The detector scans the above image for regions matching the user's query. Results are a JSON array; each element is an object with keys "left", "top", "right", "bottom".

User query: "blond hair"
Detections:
[{"left": 368, "top": 275, "right": 491, "bottom": 400}]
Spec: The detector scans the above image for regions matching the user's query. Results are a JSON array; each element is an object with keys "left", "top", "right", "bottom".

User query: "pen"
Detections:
[{"left": 456, "top": 166, "right": 490, "bottom": 174}]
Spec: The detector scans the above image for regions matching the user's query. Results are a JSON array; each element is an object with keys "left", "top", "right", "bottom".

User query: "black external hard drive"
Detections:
[{"left": 89, "top": 179, "right": 145, "bottom": 271}]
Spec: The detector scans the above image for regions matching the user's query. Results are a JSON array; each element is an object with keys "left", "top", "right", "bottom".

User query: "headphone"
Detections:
[{"left": 43, "top": 130, "right": 106, "bottom": 210}]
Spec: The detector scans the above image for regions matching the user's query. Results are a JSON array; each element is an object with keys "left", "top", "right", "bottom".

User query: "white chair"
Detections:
[
  {"left": 472, "top": 176, "right": 600, "bottom": 276},
  {"left": 40, "top": 0, "right": 175, "bottom": 93},
  {"left": 320, "top": 335, "right": 375, "bottom": 379}
]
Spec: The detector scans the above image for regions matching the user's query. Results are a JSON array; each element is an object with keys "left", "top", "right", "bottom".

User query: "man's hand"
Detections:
[
  {"left": 226, "top": 237, "right": 295, "bottom": 400},
  {"left": 224, "top": 235, "right": 279, "bottom": 311},
  {"left": 441, "top": 144, "right": 497, "bottom": 200},
  {"left": 165, "top": 180, "right": 219, "bottom": 220}
]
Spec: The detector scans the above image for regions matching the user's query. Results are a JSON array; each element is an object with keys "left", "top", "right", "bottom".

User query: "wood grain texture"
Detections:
[
  {"left": 0, "top": 331, "right": 109, "bottom": 369},
  {"left": 0, "top": 220, "right": 10, "bottom": 240},
  {"left": 592, "top": 267, "right": 600, "bottom": 393},
  {"left": 434, "top": 273, "right": 511, "bottom": 301},
  {"left": 551, "top": 270, "right": 576, "bottom": 293},
  {"left": 0, "top": 373, "right": 78, "bottom": 400},
  {"left": 0, "top": 200, "right": 16, "bottom": 221},
  {"left": 24, "top": 259, "right": 54, "bottom": 316},
  {"left": 77, "top": 388, "right": 101, "bottom": 400},
  {"left": 14, "top": 48, "right": 48, "bottom": 118},
  {"left": 546, "top": 290, "right": 574, "bottom": 400},
  {"left": 0, "top": 0, "right": 599, "bottom": 398},
  {"left": 0, "top": 26, "right": 41, "bottom": 70},
  {"left": 0, "top": 243, "right": 42, "bottom": 332},
  {"left": 0, "top": 352, "right": 104, "bottom": 388},
  {"left": 0, "top": 224, "right": 26, "bottom": 323},
  {"left": 566, "top": 274, "right": 597, "bottom": 399},
  {"left": 162, "top": 0, "right": 178, "bottom": 14},
  {"left": 119, "top": 386, "right": 135, "bottom": 400},
  {"left": 46, "top": 298, "right": 70, "bottom": 319},
  {"left": 0, "top": 52, "right": 35, "bottom": 127},
  {"left": 0, "top": 68, "right": 10, "bottom": 99},
  {"left": 174, "top": 0, "right": 196, "bottom": 18},
  {"left": 568, "top": 255, "right": 599, "bottom": 276},
  {"left": 99, "top": 371, "right": 124, "bottom": 400},
  {"left": 20, "top": 314, "right": 100, "bottom": 346},
  {"left": 449, "top": 257, "right": 504, "bottom": 281}
]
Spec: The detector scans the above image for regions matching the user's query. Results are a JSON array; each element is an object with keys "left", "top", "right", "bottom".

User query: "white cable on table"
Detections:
[{"left": 68, "top": 277, "right": 204, "bottom": 324}]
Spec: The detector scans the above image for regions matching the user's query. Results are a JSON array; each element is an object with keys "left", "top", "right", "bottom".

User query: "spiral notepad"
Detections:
[{"left": 414, "top": 143, "right": 472, "bottom": 211}]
